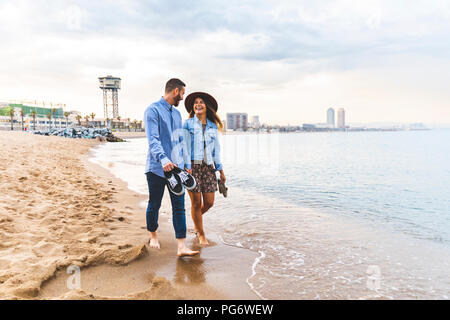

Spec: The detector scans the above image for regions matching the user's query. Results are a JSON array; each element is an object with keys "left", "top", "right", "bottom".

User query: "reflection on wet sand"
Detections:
[{"left": 174, "top": 257, "right": 206, "bottom": 284}]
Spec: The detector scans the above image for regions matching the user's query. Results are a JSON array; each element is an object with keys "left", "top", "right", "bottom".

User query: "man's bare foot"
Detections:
[
  {"left": 177, "top": 247, "right": 199, "bottom": 257},
  {"left": 148, "top": 233, "right": 160, "bottom": 249},
  {"left": 198, "top": 234, "right": 209, "bottom": 246}
]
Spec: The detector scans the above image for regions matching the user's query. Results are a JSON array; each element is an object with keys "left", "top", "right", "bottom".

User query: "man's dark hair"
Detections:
[{"left": 165, "top": 78, "right": 185, "bottom": 93}]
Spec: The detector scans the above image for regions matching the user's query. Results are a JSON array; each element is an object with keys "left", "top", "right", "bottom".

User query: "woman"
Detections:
[{"left": 183, "top": 92, "right": 226, "bottom": 246}]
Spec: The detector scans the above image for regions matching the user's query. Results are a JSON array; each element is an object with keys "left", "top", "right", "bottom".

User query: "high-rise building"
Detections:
[
  {"left": 251, "top": 115, "right": 260, "bottom": 129},
  {"left": 226, "top": 113, "right": 248, "bottom": 130},
  {"left": 327, "top": 108, "right": 335, "bottom": 128},
  {"left": 337, "top": 108, "right": 345, "bottom": 129}
]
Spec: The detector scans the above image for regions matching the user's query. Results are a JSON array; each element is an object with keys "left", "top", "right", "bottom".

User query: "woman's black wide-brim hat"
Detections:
[{"left": 184, "top": 92, "right": 218, "bottom": 113}]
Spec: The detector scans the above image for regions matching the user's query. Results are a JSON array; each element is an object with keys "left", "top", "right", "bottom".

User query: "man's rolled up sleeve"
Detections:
[{"left": 145, "top": 107, "right": 169, "bottom": 165}]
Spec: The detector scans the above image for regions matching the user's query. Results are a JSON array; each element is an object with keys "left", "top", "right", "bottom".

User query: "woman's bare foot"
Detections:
[
  {"left": 148, "top": 232, "right": 160, "bottom": 249},
  {"left": 198, "top": 234, "right": 209, "bottom": 246}
]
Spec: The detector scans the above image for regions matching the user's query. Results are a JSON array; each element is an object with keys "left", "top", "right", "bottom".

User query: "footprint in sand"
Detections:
[{"left": 32, "top": 241, "right": 61, "bottom": 257}]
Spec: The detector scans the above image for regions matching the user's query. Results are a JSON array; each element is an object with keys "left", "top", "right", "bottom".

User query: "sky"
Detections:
[{"left": 1, "top": 0, "right": 450, "bottom": 125}]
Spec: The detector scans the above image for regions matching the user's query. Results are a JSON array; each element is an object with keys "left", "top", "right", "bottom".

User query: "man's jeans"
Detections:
[{"left": 145, "top": 171, "right": 187, "bottom": 239}]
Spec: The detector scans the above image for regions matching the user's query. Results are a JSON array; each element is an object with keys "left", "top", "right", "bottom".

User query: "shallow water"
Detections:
[{"left": 90, "top": 130, "right": 450, "bottom": 299}]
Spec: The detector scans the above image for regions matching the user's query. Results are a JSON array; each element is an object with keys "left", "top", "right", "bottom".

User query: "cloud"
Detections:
[{"left": 1, "top": 0, "right": 450, "bottom": 124}]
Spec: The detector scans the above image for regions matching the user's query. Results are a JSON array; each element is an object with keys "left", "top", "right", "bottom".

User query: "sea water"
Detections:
[{"left": 90, "top": 129, "right": 450, "bottom": 299}]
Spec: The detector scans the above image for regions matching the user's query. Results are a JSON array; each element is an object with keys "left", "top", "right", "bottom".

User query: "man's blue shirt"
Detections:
[{"left": 144, "top": 97, "right": 185, "bottom": 178}]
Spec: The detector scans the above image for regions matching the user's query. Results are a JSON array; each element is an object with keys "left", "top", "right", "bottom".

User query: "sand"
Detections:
[
  {"left": 0, "top": 131, "right": 258, "bottom": 300},
  {"left": 113, "top": 131, "right": 146, "bottom": 139}
]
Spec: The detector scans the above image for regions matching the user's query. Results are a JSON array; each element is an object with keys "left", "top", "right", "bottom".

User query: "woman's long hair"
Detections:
[{"left": 189, "top": 100, "right": 224, "bottom": 131}]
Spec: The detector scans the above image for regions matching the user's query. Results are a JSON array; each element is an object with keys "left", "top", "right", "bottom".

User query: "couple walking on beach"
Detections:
[{"left": 144, "top": 78, "right": 226, "bottom": 257}]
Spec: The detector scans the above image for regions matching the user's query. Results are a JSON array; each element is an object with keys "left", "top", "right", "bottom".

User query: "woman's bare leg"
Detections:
[
  {"left": 194, "top": 192, "right": 215, "bottom": 245},
  {"left": 188, "top": 191, "right": 208, "bottom": 244},
  {"left": 201, "top": 192, "right": 215, "bottom": 215}
]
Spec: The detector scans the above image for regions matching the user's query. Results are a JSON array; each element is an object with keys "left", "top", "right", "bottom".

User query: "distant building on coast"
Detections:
[
  {"left": 302, "top": 124, "right": 316, "bottom": 131},
  {"left": 327, "top": 108, "right": 335, "bottom": 128},
  {"left": 409, "top": 123, "right": 428, "bottom": 130},
  {"left": 315, "top": 123, "right": 330, "bottom": 129},
  {"left": 0, "top": 102, "right": 66, "bottom": 130},
  {"left": 337, "top": 108, "right": 346, "bottom": 129},
  {"left": 85, "top": 117, "right": 142, "bottom": 131},
  {"left": 251, "top": 115, "right": 260, "bottom": 129},
  {"left": 0, "top": 103, "right": 64, "bottom": 118},
  {"left": 226, "top": 113, "right": 248, "bottom": 130}
]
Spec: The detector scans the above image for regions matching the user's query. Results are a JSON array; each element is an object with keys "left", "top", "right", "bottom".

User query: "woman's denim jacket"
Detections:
[{"left": 183, "top": 115, "right": 223, "bottom": 171}]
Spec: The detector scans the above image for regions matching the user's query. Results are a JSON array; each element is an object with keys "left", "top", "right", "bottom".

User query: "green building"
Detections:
[{"left": 0, "top": 104, "right": 64, "bottom": 118}]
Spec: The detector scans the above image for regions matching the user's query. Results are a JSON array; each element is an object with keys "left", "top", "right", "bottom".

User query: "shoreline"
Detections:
[
  {"left": 74, "top": 145, "right": 259, "bottom": 300},
  {"left": 0, "top": 131, "right": 258, "bottom": 300},
  {"left": 113, "top": 131, "right": 147, "bottom": 139}
]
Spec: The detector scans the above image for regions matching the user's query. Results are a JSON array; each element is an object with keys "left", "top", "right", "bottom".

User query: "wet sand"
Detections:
[
  {"left": 0, "top": 131, "right": 258, "bottom": 300},
  {"left": 114, "top": 131, "right": 146, "bottom": 139}
]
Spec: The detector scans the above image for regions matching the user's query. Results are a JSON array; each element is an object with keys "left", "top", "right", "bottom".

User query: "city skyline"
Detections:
[
  {"left": 0, "top": 100, "right": 441, "bottom": 130},
  {"left": 1, "top": 1, "right": 450, "bottom": 125}
]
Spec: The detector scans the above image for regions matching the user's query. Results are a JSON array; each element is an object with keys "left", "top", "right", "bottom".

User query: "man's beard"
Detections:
[{"left": 173, "top": 93, "right": 182, "bottom": 106}]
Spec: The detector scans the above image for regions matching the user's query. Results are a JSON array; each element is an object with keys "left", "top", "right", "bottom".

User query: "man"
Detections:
[{"left": 144, "top": 78, "right": 199, "bottom": 257}]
